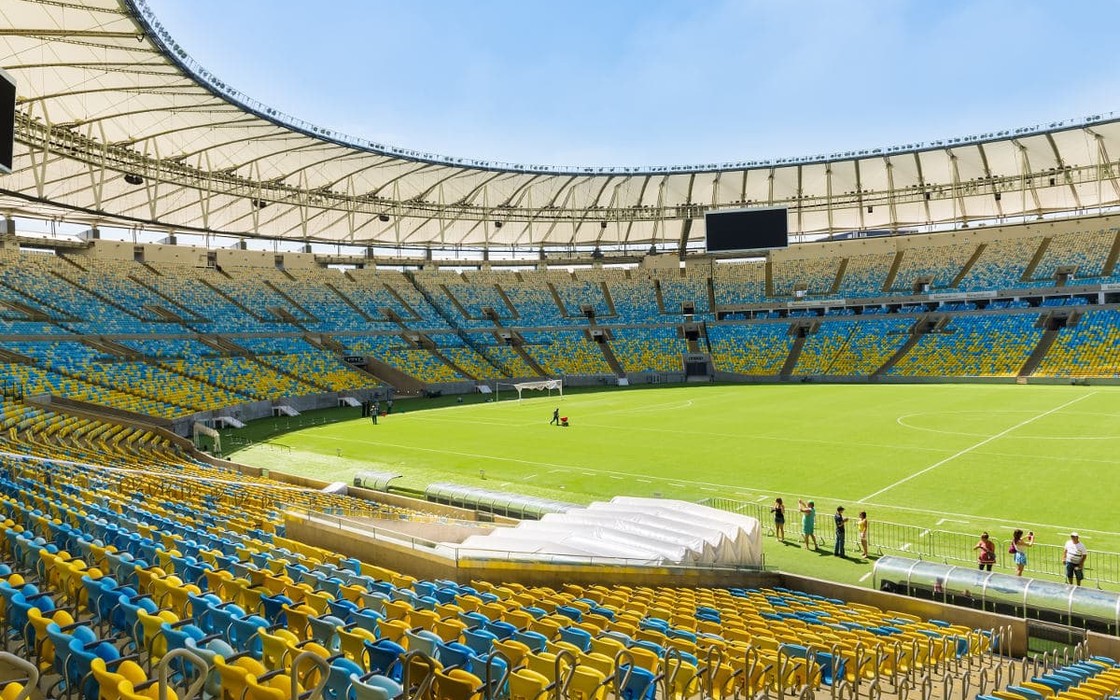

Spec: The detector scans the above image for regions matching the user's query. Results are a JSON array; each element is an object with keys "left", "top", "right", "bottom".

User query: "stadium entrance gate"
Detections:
[{"left": 683, "top": 353, "right": 713, "bottom": 381}]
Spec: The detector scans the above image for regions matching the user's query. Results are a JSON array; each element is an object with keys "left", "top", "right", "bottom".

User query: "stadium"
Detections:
[{"left": 1, "top": 0, "right": 1120, "bottom": 698}]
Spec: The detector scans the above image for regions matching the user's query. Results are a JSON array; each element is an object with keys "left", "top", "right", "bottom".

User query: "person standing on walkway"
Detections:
[
  {"left": 772, "top": 498, "right": 786, "bottom": 541},
  {"left": 974, "top": 532, "right": 996, "bottom": 571},
  {"left": 858, "top": 511, "right": 870, "bottom": 559},
  {"left": 1062, "top": 532, "right": 1088, "bottom": 586},
  {"left": 834, "top": 506, "right": 849, "bottom": 557},
  {"left": 798, "top": 499, "right": 818, "bottom": 550},
  {"left": 1010, "top": 529, "right": 1034, "bottom": 576}
]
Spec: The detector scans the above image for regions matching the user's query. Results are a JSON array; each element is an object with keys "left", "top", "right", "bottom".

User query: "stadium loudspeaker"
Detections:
[
  {"left": 995, "top": 192, "right": 1002, "bottom": 201},
  {"left": 378, "top": 213, "right": 390, "bottom": 222},
  {"left": 867, "top": 206, "right": 873, "bottom": 214}
]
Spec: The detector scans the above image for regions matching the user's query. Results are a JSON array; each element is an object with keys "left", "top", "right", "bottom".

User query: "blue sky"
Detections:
[{"left": 145, "top": 0, "right": 1120, "bottom": 168}]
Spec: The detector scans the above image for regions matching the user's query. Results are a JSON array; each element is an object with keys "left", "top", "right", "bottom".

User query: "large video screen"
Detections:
[
  {"left": 0, "top": 69, "right": 14, "bottom": 174},
  {"left": 704, "top": 207, "right": 788, "bottom": 252}
]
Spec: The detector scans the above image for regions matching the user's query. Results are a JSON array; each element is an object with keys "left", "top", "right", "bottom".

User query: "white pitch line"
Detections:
[
  {"left": 861, "top": 392, "right": 1095, "bottom": 502},
  {"left": 859, "top": 572, "right": 873, "bottom": 583},
  {"left": 936, "top": 518, "right": 969, "bottom": 526},
  {"left": 896, "top": 410, "right": 1120, "bottom": 441}
]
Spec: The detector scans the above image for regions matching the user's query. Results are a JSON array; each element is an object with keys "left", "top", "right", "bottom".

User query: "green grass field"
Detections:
[{"left": 228, "top": 383, "right": 1120, "bottom": 586}]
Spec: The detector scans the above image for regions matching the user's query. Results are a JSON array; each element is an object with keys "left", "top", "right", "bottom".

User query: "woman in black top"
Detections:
[{"left": 772, "top": 497, "right": 786, "bottom": 541}]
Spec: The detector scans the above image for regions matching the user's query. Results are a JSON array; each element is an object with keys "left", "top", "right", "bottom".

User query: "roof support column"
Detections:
[
  {"left": 913, "top": 152, "right": 931, "bottom": 226},
  {"left": 140, "top": 137, "right": 162, "bottom": 222},
  {"left": 196, "top": 152, "right": 213, "bottom": 231},
  {"left": 1092, "top": 131, "right": 1120, "bottom": 206},
  {"left": 83, "top": 121, "right": 107, "bottom": 211},
  {"left": 1015, "top": 140, "right": 1040, "bottom": 216},
  {"left": 975, "top": 143, "right": 1003, "bottom": 220},
  {"left": 885, "top": 157, "right": 898, "bottom": 231},
  {"left": 24, "top": 101, "right": 50, "bottom": 200},
  {"left": 948, "top": 151, "right": 966, "bottom": 225},
  {"left": 795, "top": 165, "right": 803, "bottom": 238},
  {"left": 825, "top": 164, "right": 834, "bottom": 232},
  {"left": 854, "top": 160, "right": 865, "bottom": 231},
  {"left": 678, "top": 173, "right": 697, "bottom": 257},
  {"left": 1044, "top": 133, "right": 1082, "bottom": 211}
]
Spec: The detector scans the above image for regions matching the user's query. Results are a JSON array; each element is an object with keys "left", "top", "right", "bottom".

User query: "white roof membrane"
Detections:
[{"left": 453, "top": 497, "right": 762, "bottom": 567}]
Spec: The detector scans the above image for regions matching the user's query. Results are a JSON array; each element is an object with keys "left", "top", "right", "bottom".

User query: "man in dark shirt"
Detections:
[{"left": 834, "top": 506, "right": 849, "bottom": 557}]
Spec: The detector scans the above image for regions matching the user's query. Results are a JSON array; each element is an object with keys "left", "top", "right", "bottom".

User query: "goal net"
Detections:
[{"left": 495, "top": 378, "right": 563, "bottom": 401}]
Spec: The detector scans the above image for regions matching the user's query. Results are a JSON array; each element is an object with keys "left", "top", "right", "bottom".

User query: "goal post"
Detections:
[{"left": 495, "top": 378, "right": 563, "bottom": 402}]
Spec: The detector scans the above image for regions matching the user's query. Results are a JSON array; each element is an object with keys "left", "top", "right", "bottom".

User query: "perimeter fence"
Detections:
[{"left": 701, "top": 496, "right": 1120, "bottom": 587}]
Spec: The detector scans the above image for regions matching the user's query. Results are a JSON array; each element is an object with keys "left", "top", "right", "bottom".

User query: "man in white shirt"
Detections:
[{"left": 1062, "top": 532, "right": 1088, "bottom": 586}]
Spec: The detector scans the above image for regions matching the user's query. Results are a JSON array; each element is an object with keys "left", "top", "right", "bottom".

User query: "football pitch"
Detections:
[{"left": 230, "top": 383, "right": 1120, "bottom": 584}]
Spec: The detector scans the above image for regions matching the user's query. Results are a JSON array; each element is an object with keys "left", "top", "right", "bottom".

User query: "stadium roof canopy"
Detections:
[{"left": 3, "top": 0, "right": 1120, "bottom": 250}]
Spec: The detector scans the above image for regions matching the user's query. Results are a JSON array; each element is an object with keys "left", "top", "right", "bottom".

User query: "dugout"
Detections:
[
  {"left": 874, "top": 556, "right": 1120, "bottom": 636},
  {"left": 352, "top": 470, "right": 403, "bottom": 491}
]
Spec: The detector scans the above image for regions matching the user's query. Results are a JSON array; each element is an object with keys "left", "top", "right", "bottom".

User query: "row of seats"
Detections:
[
  {"left": 980, "top": 658, "right": 1120, "bottom": 700},
  {"left": 3, "top": 228, "right": 1120, "bottom": 340},
  {"left": 519, "top": 332, "right": 613, "bottom": 376},
  {"left": 889, "top": 315, "right": 1043, "bottom": 378},
  {"left": 792, "top": 318, "right": 911, "bottom": 376},
  {"left": 610, "top": 328, "right": 690, "bottom": 374},
  {"left": 708, "top": 325, "right": 795, "bottom": 376},
  {"left": 1036, "top": 310, "right": 1120, "bottom": 378},
  {"left": 3, "top": 308, "right": 1120, "bottom": 422},
  {"left": 0, "top": 421, "right": 998, "bottom": 700},
  {"left": 0, "top": 246, "right": 1117, "bottom": 421}
]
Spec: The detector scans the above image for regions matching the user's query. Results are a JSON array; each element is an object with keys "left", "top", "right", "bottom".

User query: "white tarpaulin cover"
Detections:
[{"left": 452, "top": 496, "right": 762, "bottom": 567}]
